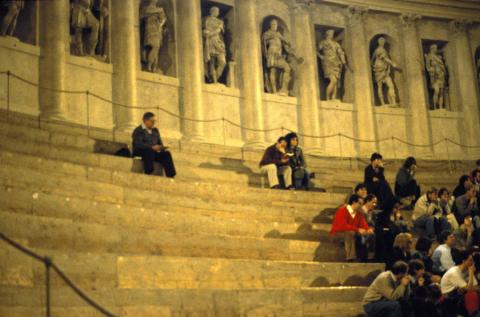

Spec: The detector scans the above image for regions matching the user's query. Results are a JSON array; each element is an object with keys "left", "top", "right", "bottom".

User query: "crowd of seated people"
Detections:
[{"left": 327, "top": 153, "right": 480, "bottom": 316}]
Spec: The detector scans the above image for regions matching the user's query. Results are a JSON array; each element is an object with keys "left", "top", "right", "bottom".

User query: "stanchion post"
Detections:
[
  {"left": 6, "top": 70, "right": 10, "bottom": 122},
  {"left": 391, "top": 136, "right": 396, "bottom": 159},
  {"left": 222, "top": 118, "right": 226, "bottom": 146},
  {"left": 445, "top": 138, "right": 453, "bottom": 174},
  {"left": 45, "top": 258, "right": 51, "bottom": 317},
  {"left": 86, "top": 91, "right": 90, "bottom": 138}
]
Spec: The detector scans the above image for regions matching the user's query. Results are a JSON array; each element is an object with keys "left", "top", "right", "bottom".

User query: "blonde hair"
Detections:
[{"left": 393, "top": 233, "right": 413, "bottom": 251}]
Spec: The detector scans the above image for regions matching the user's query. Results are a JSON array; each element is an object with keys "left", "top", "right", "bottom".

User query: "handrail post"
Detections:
[
  {"left": 45, "top": 257, "right": 52, "bottom": 317},
  {"left": 6, "top": 70, "right": 10, "bottom": 123}
]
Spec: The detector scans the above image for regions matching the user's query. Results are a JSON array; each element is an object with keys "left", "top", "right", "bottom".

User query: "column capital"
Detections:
[
  {"left": 292, "top": 0, "right": 314, "bottom": 14},
  {"left": 399, "top": 13, "right": 421, "bottom": 29},
  {"left": 449, "top": 19, "right": 472, "bottom": 35},
  {"left": 345, "top": 5, "right": 369, "bottom": 26}
]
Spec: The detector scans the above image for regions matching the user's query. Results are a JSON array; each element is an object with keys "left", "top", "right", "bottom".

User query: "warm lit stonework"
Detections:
[{"left": 0, "top": 0, "right": 479, "bottom": 316}]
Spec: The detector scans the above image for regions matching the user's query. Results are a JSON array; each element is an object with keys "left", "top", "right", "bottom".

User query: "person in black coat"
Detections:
[
  {"left": 132, "top": 112, "right": 176, "bottom": 177},
  {"left": 453, "top": 175, "right": 472, "bottom": 199},
  {"left": 395, "top": 156, "right": 421, "bottom": 203},
  {"left": 364, "top": 152, "right": 394, "bottom": 210}
]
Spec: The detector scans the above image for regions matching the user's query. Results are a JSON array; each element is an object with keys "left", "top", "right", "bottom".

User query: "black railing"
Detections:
[{"left": 0, "top": 232, "right": 117, "bottom": 317}]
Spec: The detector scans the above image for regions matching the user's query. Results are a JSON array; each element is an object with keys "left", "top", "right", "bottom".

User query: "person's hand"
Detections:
[
  {"left": 152, "top": 145, "right": 162, "bottom": 152},
  {"left": 469, "top": 265, "right": 476, "bottom": 276},
  {"left": 358, "top": 228, "right": 367, "bottom": 235},
  {"left": 367, "top": 228, "right": 374, "bottom": 235},
  {"left": 418, "top": 276, "right": 425, "bottom": 287},
  {"left": 401, "top": 276, "right": 411, "bottom": 286},
  {"left": 373, "top": 177, "right": 379, "bottom": 182}
]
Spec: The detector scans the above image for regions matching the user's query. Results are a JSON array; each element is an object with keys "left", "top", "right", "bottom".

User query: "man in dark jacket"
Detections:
[
  {"left": 364, "top": 152, "right": 394, "bottom": 210},
  {"left": 259, "top": 137, "right": 292, "bottom": 189},
  {"left": 132, "top": 112, "right": 176, "bottom": 177}
]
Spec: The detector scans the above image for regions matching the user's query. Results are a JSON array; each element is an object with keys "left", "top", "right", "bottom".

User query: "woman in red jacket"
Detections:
[{"left": 331, "top": 194, "right": 374, "bottom": 261}]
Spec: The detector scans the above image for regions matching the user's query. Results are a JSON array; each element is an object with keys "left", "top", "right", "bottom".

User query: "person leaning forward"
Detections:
[
  {"left": 132, "top": 112, "right": 176, "bottom": 178},
  {"left": 259, "top": 137, "right": 293, "bottom": 189}
]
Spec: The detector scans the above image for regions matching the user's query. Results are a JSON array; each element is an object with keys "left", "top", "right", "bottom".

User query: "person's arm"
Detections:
[
  {"left": 364, "top": 165, "right": 373, "bottom": 184},
  {"left": 395, "top": 168, "right": 409, "bottom": 187},
  {"left": 431, "top": 249, "right": 441, "bottom": 272},
  {"left": 377, "top": 276, "right": 408, "bottom": 300},
  {"left": 299, "top": 148, "right": 307, "bottom": 168},
  {"left": 132, "top": 128, "right": 152, "bottom": 151},
  {"left": 155, "top": 128, "right": 164, "bottom": 147},
  {"left": 466, "top": 266, "right": 477, "bottom": 291}
]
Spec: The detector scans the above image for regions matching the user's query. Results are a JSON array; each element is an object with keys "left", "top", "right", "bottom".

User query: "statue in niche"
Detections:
[
  {"left": 262, "top": 19, "right": 302, "bottom": 96},
  {"left": 203, "top": 6, "right": 226, "bottom": 84},
  {"left": 424, "top": 44, "right": 447, "bottom": 109},
  {"left": 0, "top": 0, "right": 24, "bottom": 37},
  {"left": 371, "top": 37, "right": 399, "bottom": 106},
  {"left": 71, "top": 0, "right": 108, "bottom": 58},
  {"left": 140, "top": 0, "right": 167, "bottom": 73},
  {"left": 317, "top": 29, "right": 346, "bottom": 101}
]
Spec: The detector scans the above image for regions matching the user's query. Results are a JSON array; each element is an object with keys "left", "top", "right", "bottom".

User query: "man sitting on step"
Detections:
[
  {"left": 132, "top": 112, "right": 176, "bottom": 178},
  {"left": 259, "top": 137, "right": 292, "bottom": 189}
]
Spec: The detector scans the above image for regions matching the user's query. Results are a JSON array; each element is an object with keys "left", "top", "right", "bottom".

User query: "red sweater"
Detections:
[{"left": 330, "top": 205, "right": 369, "bottom": 235}]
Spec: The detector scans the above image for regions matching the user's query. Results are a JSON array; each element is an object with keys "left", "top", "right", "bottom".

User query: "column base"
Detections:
[
  {"left": 114, "top": 122, "right": 138, "bottom": 133},
  {"left": 39, "top": 111, "right": 69, "bottom": 122},
  {"left": 242, "top": 140, "right": 268, "bottom": 151},
  {"left": 303, "top": 146, "right": 325, "bottom": 156},
  {"left": 181, "top": 133, "right": 205, "bottom": 143}
]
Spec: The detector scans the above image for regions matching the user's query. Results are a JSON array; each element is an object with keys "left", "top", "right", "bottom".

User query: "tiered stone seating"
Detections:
[{"left": 0, "top": 115, "right": 473, "bottom": 316}]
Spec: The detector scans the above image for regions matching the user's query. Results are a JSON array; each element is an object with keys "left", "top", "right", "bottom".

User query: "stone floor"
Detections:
[{"left": 0, "top": 115, "right": 473, "bottom": 316}]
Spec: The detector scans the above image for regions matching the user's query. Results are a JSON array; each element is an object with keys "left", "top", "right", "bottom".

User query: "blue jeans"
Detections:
[
  {"left": 293, "top": 168, "right": 310, "bottom": 190},
  {"left": 414, "top": 215, "right": 450, "bottom": 238},
  {"left": 364, "top": 300, "right": 402, "bottom": 317}
]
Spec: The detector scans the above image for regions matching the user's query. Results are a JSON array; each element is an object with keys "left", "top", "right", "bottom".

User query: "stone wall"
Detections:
[{"left": 0, "top": 0, "right": 479, "bottom": 159}]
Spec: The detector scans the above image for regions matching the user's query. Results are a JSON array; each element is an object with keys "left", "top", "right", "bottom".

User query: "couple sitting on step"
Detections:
[
  {"left": 132, "top": 112, "right": 176, "bottom": 178},
  {"left": 259, "top": 133, "right": 312, "bottom": 190}
]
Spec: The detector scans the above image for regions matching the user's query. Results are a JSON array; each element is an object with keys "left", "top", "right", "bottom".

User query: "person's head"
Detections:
[
  {"left": 210, "top": 6, "right": 220, "bottom": 17},
  {"left": 430, "top": 44, "right": 438, "bottom": 53},
  {"left": 476, "top": 159, "right": 480, "bottom": 169},
  {"left": 354, "top": 183, "right": 367, "bottom": 198},
  {"left": 276, "top": 136, "right": 287, "bottom": 149},
  {"left": 453, "top": 249, "right": 473, "bottom": 268},
  {"left": 270, "top": 19, "right": 278, "bottom": 31},
  {"left": 466, "top": 183, "right": 477, "bottom": 199},
  {"left": 142, "top": 112, "right": 156, "bottom": 129},
  {"left": 438, "top": 188, "right": 450, "bottom": 203},
  {"left": 370, "top": 152, "right": 383, "bottom": 167},
  {"left": 439, "top": 230, "right": 455, "bottom": 247},
  {"left": 326, "top": 29, "right": 334, "bottom": 39},
  {"left": 394, "top": 233, "right": 413, "bottom": 252},
  {"left": 348, "top": 194, "right": 364, "bottom": 210},
  {"left": 458, "top": 174, "right": 472, "bottom": 189},
  {"left": 377, "top": 37, "right": 386, "bottom": 47},
  {"left": 285, "top": 132, "right": 298, "bottom": 148},
  {"left": 408, "top": 259, "right": 426, "bottom": 279},
  {"left": 463, "top": 216, "right": 473, "bottom": 227},
  {"left": 415, "top": 236, "right": 433, "bottom": 254},
  {"left": 364, "top": 194, "right": 377, "bottom": 210},
  {"left": 474, "top": 170, "right": 480, "bottom": 181},
  {"left": 403, "top": 156, "right": 417, "bottom": 170},
  {"left": 392, "top": 202, "right": 403, "bottom": 220},
  {"left": 391, "top": 261, "right": 409, "bottom": 280},
  {"left": 426, "top": 187, "right": 438, "bottom": 202}
]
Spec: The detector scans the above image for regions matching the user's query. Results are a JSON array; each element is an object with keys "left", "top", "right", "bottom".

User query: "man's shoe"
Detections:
[{"left": 271, "top": 185, "right": 281, "bottom": 189}]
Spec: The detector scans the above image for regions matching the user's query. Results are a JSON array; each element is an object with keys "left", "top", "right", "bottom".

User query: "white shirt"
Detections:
[
  {"left": 441, "top": 266, "right": 477, "bottom": 294},
  {"left": 141, "top": 122, "right": 153, "bottom": 134},
  {"left": 432, "top": 244, "right": 455, "bottom": 273},
  {"left": 347, "top": 204, "right": 356, "bottom": 217}
]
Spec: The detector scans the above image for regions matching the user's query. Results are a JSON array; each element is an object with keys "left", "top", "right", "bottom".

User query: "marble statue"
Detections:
[
  {"left": 140, "top": 0, "right": 167, "bottom": 73},
  {"left": 71, "top": 0, "right": 100, "bottom": 56},
  {"left": 262, "top": 19, "right": 298, "bottom": 95},
  {"left": 203, "top": 6, "right": 226, "bottom": 84},
  {"left": 0, "top": 0, "right": 24, "bottom": 37},
  {"left": 371, "top": 37, "right": 399, "bottom": 106},
  {"left": 317, "top": 29, "right": 346, "bottom": 101},
  {"left": 94, "top": 0, "right": 109, "bottom": 59},
  {"left": 424, "top": 44, "right": 447, "bottom": 109}
]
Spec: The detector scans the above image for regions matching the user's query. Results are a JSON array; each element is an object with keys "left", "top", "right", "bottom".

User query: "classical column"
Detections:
[
  {"left": 235, "top": 0, "right": 265, "bottom": 149},
  {"left": 39, "top": 0, "right": 69, "bottom": 120},
  {"left": 450, "top": 20, "right": 480, "bottom": 148},
  {"left": 111, "top": 0, "right": 138, "bottom": 131},
  {"left": 176, "top": 0, "right": 204, "bottom": 141},
  {"left": 292, "top": 2, "right": 323, "bottom": 153},
  {"left": 346, "top": 6, "right": 376, "bottom": 156},
  {"left": 399, "top": 14, "right": 432, "bottom": 155}
]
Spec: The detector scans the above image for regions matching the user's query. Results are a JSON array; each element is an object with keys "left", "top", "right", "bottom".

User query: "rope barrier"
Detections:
[
  {"left": 3, "top": 70, "right": 480, "bottom": 148},
  {"left": 0, "top": 232, "right": 117, "bottom": 317}
]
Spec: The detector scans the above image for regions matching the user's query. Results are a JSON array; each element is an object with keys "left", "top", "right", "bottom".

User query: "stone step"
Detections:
[
  {"left": 0, "top": 161, "right": 339, "bottom": 230},
  {"left": 1, "top": 243, "right": 382, "bottom": 290},
  {"left": 1, "top": 185, "right": 334, "bottom": 242},
  {"left": 0, "top": 210, "right": 343, "bottom": 262},
  {"left": 0, "top": 122, "right": 462, "bottom": 191},
  {"left": 0, "top": 143, "right": 346, "bottom": 207},
  {"left": 0, "top": 285, "right": 368, "bottom": 317}
]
